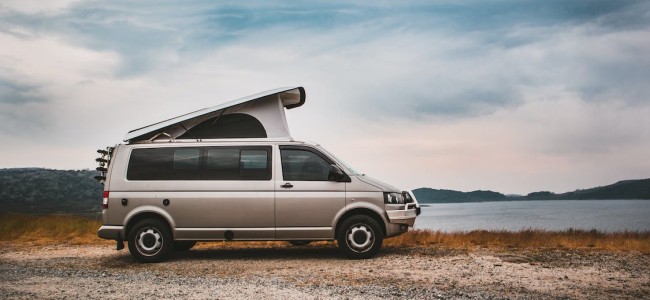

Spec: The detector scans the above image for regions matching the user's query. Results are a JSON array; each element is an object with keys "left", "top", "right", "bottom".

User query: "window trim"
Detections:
[{"left": 278, "top": 145, "right": 336, "bottom": 165}]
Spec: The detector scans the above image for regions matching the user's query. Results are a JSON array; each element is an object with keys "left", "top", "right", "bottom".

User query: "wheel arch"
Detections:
[
  {"left": 124, "top": 210, "right": 174, "bottom": 239},
  {"left": 335, "top": 207, "right": 387, "bottom": 238}
]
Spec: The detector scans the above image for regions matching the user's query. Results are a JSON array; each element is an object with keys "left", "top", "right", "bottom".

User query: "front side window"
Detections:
[{"left": 281, "top": 149, "right": 331, "bottom": 181}]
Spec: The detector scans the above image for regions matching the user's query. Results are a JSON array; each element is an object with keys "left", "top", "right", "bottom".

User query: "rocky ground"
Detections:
[{"left": 0, "top": 242, "right": 648, "bottom": 299}]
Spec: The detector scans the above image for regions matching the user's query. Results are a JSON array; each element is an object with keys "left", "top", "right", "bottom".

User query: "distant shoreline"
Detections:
[
  {"left": 413, "top": 178, "right": 650, "bottom": 203},
  {"left": 417, "top": 198, "right": 650, "bottom": 206}
]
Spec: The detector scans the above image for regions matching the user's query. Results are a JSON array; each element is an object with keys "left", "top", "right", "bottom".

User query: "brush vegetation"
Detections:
[
  {"left": 0, "top": 214, "right": 105, "bottom": 245},
  {"left": 1, "top": 214, "right": 648, "bottom": 253},
  {"left": 384, "top": 229, "right": 650, "bottom": 253}
]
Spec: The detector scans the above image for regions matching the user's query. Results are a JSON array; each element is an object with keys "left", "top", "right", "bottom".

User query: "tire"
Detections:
[
  {"left": 174, "top": 241, "right": 197, "bottom": 251},
  {"left": 128, "top": 218, "right": 173, "bottom": 263},
  {"left": 288, "top": 240, "right": 311, "bottom": 246},
  {"left": 337, "top": 215, "right": 383, "bottom": 259}
]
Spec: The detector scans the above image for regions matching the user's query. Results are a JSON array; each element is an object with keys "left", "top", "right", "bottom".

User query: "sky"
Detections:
[{"left": 1, "top": 0, "right": 649, "bottom": 194}]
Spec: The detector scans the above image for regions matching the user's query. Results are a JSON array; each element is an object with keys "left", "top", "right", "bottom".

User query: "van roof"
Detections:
[
  {"left": 125, "top": 138, "right": 315, "bottom": 145},
  {"left": 124, "top": 87, "right": 305, "bottom": 143}
]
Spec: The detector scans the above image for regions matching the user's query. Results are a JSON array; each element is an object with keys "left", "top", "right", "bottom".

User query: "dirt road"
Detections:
[{"left": 1, "top": 242, "right": 648, "bottom": 299}]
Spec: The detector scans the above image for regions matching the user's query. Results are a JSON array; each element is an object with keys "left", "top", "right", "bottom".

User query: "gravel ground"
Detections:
[{"left": 1, "top": 242, "right": 648, "bottom": 299}]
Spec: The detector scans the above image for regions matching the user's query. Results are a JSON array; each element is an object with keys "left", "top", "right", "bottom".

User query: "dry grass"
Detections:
[
  {"left": 0, "top": 214, "right": 107, "bottom": 245},
  {"left": 384, "top": 229, "right": 650, "bottom": 253},
  {"left": 1, "top": 214, "right": 648, "bottom": 253}
]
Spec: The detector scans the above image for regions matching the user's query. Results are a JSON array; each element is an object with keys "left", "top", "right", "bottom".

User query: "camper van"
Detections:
[{"left": 96, "top": 87, "right": 420, "bottom": 262}]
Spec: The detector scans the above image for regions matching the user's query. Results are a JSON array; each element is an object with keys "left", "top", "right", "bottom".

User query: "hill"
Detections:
[
  {"left": 0, "top": 168, "right": 102, "bottom": 215},
  {"left": 543, "top": 179, "right": 650, "bottom": 200},
  {"left": 412, "top": 188, "right": 508, "bottom": 203},
  {"left": 414, "top": 178, "right": 650, "bottom": 203}
]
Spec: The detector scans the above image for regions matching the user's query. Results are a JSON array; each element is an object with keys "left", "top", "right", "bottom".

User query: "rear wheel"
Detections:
[
  {"left": 174, "top": 240, "right": 197, "bottom": 251},
  {"left": 337, "top": 215, "right": 383, "bottom": 259},
  {"left": 128, "top": 219, "right": 173, "bottom": 263}
]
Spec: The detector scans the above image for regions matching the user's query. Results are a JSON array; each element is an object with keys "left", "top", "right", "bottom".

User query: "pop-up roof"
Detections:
[{"left": 124, "top": 87, "right": 305, "bottom": 143}]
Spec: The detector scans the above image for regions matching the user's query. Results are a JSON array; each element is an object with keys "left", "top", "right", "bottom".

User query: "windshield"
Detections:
[{"left": 317, "top": 146, "right": 361, "bottom": 175}]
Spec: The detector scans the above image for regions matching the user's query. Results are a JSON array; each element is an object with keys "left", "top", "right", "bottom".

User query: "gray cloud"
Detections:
[
  {"left": 0, "top": 76, "right": 51, "bottom": 135},
  {"left": 0, "top": 79, "right": 46, "bottom": 104}
]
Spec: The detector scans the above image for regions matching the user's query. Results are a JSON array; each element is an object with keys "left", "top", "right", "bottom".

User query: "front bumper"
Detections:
[
  {"left": 98, "top": 225, "right": 124, "bottom": 240},
  {"left": 386, "top": 206, "right": 418, "bottom": 227}
]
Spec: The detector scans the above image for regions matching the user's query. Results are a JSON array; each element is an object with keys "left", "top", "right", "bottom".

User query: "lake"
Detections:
[{"left": 414, "top": 199, "right": 650, "bottom": 232}]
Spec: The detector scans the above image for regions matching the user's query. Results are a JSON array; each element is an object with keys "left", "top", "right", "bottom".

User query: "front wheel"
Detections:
[
  {"left": 337, "top": 215, "right": 383, "bottom": 259},
  {"left": 128, "top": 219, "right": 173, "bottom": 263}
]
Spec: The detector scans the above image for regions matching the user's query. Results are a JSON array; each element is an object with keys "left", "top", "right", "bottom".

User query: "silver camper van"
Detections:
[{"left": 96, "top": 87, "right": 420, "bottom": 262}]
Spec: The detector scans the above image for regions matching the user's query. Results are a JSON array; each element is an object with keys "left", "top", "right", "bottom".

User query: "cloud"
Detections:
[
  {"left": 0, "top": 28, "right": 120, "bottom": 137},
  {"left": 0, "top": 0, "right": 81, "bottom": 14},
  {"left": 2, "top": 1, "right": 647, "bottom": 115},
  {"left": 0, "top": 79, "right": 45, "bottom": 104}
]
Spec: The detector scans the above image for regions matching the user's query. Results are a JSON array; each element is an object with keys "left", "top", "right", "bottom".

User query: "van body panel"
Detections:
[
  {"left": 356, "top": 175, "right": 400, "bottom": 193},
  {"left": 275, "top": 227, "right": 333, "bottom": 239},
  {"left": 152, "top": 191, "right": 275, "bottom": 228},
  {"left": 346, "top": 176, "right": 383, "bottom": 193},
  {"left": 345, "top": 191, "right": 385, "bottom": 206},
  {"left": 122, "top": 205, "right": 177, "bottom": 235},
  {"left": 105, "top": 191, "right": 152, "bottom": 226},
  {"left": 175, "top": 228, "right": 275, "bottom": 240},
  {"left": 275, "top": 187, "right": 346, "bottom": 227}
]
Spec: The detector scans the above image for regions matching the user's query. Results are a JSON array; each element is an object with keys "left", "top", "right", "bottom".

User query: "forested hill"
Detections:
[
  {"left": 551, "top": 179, "right": 650, "bottom": 200},
  {"left": 0, "top": 168, "right": 102, "bottom": 215},
  {"left": 411, "top": 188, "right": 509, "bottom": 203},
  {"left": 414, "top": 179, "right": 650, "bottom": 203}
]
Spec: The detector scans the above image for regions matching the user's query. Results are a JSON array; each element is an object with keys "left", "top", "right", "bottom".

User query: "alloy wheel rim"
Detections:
[
  {"left": 346, "top": 224, "right": 374, "bottom": 253},
  {"left": 136, "top": 227, "right": 163, "bottom": 256}
]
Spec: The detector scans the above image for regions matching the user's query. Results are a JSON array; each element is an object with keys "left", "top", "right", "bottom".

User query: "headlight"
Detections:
[
  {"left": 384, "top": 192, "right": 404, "bottom": 204},
  {"left": 402, "top": 191, "right": 413, "bottom": 203}
]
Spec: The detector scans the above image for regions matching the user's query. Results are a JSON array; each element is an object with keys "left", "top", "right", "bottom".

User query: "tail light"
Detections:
[{"left": 102, "top": 191, "right": 109, "bottom": 209}]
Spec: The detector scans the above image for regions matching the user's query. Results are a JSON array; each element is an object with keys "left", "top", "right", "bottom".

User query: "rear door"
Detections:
[{"left": 274, "top": 145, "right": 346, "bottom": 239}]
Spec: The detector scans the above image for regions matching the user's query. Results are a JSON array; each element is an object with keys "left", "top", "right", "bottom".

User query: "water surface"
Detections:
[{"left": 414, "top": 200, "right": 650, "bottom": 232}]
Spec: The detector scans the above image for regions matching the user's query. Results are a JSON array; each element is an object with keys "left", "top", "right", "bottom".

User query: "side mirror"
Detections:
[{"left": 328, "top": 164, "right": 351, "bottom": 182}]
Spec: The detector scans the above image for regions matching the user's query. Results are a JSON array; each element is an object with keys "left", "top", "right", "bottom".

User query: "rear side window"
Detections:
[
  {"left": 127, "top": 146, "right": 271, "bottom": 180},
  {"left": 173, "top": 149, "right": 200, "bottom": 170}
]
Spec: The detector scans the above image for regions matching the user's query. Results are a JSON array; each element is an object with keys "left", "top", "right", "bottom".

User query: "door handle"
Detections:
[{"left": 281, "top": 183, "right": 293, "bottom": 189}]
